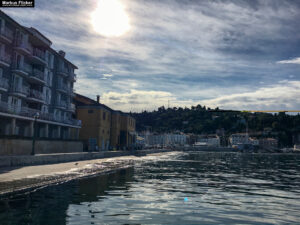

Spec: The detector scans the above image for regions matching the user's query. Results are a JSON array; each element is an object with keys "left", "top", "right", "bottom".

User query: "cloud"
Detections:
[
  {"left": 103, "top": 74, "right": 114, "bottom": 77},
  {"left": 277, "top": 57, "right": 300, "bottom": 64},
  {"left": 201, "top": 80, "right": 300, "bottom": 111},
  {"left": 4, "top": 0, "right": 300, "bottom": 111},
  {"left": 99, "top": 80, "right": 300, "bottom": 112}
]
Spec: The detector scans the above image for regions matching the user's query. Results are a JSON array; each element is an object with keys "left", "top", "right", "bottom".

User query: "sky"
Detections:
[{"left": 4, "top": 0, "right": 300, "bottom": 112}]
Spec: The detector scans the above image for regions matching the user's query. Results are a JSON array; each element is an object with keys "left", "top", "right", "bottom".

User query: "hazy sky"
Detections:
[{"left": 4, "top": 0, "right": 300, "bottom": 111}]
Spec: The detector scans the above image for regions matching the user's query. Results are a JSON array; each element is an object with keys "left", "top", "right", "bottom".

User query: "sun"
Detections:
[{"left": 91, "top": 0, "right": 130, "bottom": 37}]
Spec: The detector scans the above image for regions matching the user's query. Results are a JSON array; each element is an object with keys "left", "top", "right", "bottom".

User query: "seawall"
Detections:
[{"left": 0, "top": 149, "right": 171, "bottom": 168}]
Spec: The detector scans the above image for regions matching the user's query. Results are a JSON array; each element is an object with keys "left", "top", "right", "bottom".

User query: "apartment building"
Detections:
[
  {"left": 74, "top": 94, "right": 136, "bottom": 151},
  {"left": 0, "top": 11, "right": 80, "bottom": 139}
]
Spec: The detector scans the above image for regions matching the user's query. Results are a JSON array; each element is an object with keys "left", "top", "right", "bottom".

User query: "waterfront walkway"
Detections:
[
  {"left": 0, "top": 150, "right": 174, "bottom": 196},
  {"left": 0, "top": 149, "right": 170, "bottom": 168}
]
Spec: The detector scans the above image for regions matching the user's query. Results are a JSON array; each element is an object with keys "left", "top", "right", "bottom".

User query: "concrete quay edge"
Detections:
[{"left": 0, "top": 149, "right": 172, "bottom": 168}]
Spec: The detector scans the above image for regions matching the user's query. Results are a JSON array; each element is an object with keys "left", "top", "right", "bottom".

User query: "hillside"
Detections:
[{"left": 130, "top": 105, "right": 300, "bottom": 147}]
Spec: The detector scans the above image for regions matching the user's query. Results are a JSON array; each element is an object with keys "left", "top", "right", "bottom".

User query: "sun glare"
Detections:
[{"left": 91, "top": 0, "right": 130, "bottom": 37}]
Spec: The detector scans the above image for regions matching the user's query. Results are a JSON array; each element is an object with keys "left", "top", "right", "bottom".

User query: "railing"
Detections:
[
  {"left": 66, "top": 118, "right": 81, "bottom": 126},
  {"left": 19, "top": 106, "right": 41, "bottom": 118},
  {"left": 0, "top": 101, "right": 19, "bottom": 114},
  {"left": 29, "top": 89, "right": 44, "bottom": 100},
  {"left": 0, "top": 78, "right": 9, "bottom": 89},
  {"left": 0, "top": 101, "right": 82, "bottom": 126},
  {"left": 0, "top": 53, "right": 11, "bottom": 64},
  {"left": 32, "top": 69, "right": 44, "bottom": 81},
  {"left": 32, "top": 47, "right": 45, "bottom": 61},
  {"left": 66, "top": 103, "right": 76, "bottom": 112},
  {"left": 11, "top": 85, "right": 29, "bottom": 96}
]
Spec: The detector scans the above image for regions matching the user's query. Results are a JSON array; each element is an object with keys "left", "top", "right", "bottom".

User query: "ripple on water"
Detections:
[{"left": 0, "top": 152, "right": 300, "bottom": 225}]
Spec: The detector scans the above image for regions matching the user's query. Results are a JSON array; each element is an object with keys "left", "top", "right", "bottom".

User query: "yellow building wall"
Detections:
[
  {"left": 77, "top": 107, "right": 111, "bottom": 150},
  {"left": 77, "top": 107, "right": 135, "bottom": 150},
  {"left": 110, "top": 112, "right": 121, "bottom": 148},
  {"left": 120, "top": 115, "right": 136, "bottom": 148}
]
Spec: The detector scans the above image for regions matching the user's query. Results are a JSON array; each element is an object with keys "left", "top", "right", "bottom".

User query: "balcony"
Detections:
[
  {"left": 57, "top": 67, "right": 69, "bottom": 77},
  {"left": 69, "top": 72, "right": 76, "bottom": 82},
  {"left": 28, "top": 69, "right": 45, "bottom": 84},
  {"left": 0, "top": 77, "right": 9, "bottom": 92},
  {"left": 56, "top": 82, "right": 68, "bottom": 93},
  {"left": 14, "top": 41, "right": 31, "bottom": 55},
  {"left": 0, "top": 27, "right": 13, "bottom": 44},
  {"left": 12, "top": 63, "right": 30, "bottom": 77},
  {"left": 19, "top": 106, "right": 41, "bottom": 118},
  {"left": 67, "top": 87, "right": 75, "bottom": 97},
  {"left": 65, "top": 118, "right": 81, "bottom": 126},
  {"left": 56, "top": 100, "right": 67, "bottom": 109},
  {"left": 27, "top": 89, "right": 44, "bottom": 103},
  {"left": 0, "top": 53, "right": 11, "bottom": 67},
  {"left": 66, "top": 103, "right": 76, "bottom": 113},
  {"left": 30, "top": 47, "right": 46, "bottom": 65},
  {"left": 10, "top": 85, "right": 29, "bottom": 98},
  {"left": 0, "top": 101, "right": 20, "bottom": 114},
  {"left": 0, "top": 100, "right": 81, "bottom": 127}
]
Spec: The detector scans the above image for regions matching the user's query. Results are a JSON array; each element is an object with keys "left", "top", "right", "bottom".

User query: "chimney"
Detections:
[
  {"left": 96, "top": 95, "right": 100, "bottom": 104},
  {"left": 58, "top": 50, "right": 66, "bottom": 58}
]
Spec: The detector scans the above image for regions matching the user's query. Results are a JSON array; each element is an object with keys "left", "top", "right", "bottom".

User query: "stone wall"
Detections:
[{"left": 0, "top": 138, "right": 83, "bottom": 156}]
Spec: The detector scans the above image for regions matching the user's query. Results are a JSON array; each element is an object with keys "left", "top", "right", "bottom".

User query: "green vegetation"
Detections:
[{"left": 131, "top": 105, "right": 300, "bottom": 147}]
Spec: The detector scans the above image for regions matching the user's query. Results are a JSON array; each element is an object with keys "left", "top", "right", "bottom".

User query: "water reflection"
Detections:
[
  {"left": 0, "top": 152, "right": 300, "bottom": 224},
  {"left": 0, "top": 168, "right": 134, "bottom": 225}
]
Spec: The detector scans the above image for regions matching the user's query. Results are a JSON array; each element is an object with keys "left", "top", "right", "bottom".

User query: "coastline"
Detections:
[{"left": 0, "top": 150, "right": 176, "bottom": 197}]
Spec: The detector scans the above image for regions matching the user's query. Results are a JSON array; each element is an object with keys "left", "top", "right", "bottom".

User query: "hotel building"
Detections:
[{"left": 0, "top": 10, "right": 81, "bottom": 139}]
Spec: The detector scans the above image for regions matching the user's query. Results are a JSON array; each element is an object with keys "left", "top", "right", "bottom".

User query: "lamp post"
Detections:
[{"left": 31, "top": 112, "right": 40, "bottom": 156}]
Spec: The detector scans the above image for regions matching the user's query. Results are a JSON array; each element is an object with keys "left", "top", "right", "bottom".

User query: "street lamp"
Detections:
[{"left": 31, "top": 112, "right": 40, "bottom": 156}]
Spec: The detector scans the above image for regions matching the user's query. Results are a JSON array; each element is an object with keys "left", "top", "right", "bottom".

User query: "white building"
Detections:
[
  {"left": 229, "top": 133, "right": 250, "bottom": 146},
  {"left": 147, "top": 133, "right": 187, "bottom": 146},
  {"left": 197, "top": 135, "right": 220, "bottom": 147}
]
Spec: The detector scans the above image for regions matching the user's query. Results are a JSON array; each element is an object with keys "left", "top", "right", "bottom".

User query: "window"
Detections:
[
  {"left": 88, "top": 109, "right": 94, "bottom": 113},
  {"left": 103, "top": 112, "right": 106, "bottom": 120}
]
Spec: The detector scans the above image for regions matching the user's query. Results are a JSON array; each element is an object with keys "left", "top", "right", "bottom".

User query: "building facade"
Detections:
[
  {"left": 77, "top": 105, "right": 112, "bottom": 151},
  {"left": 120, "top": 113, "right": 136, "bottom": 149},
  {"left": 0, "top": 11, "right": 80, "bottom": 140},
  {"left": 197, "top": 134, "right": 220, "bottom": 147},
  {"left": 146, "top": 133, "right": 187, "bottom": 147},
  {"left": 110, "top": 110, "right": 121, "bottom": 149},
  {"left": 229, "top": 133, "right": 250, "bottom": 146},
  {"left": 74, "top": 94, "right": 136, "bottom": 151}
]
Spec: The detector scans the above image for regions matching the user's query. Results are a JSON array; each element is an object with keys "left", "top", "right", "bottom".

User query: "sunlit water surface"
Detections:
[{"left": 0, "top": 152, "right": 300, "bottom": 224}]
